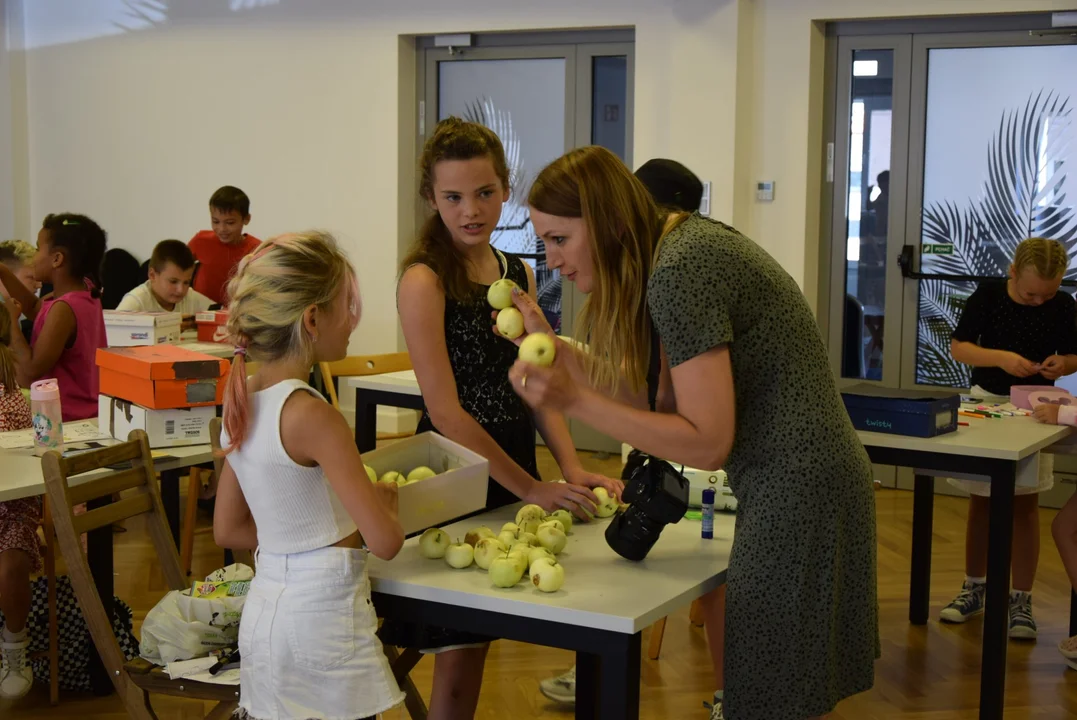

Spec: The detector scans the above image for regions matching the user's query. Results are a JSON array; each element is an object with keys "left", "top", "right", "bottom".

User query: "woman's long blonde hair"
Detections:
[
  {"left": 0, "top": 308, "right": 19, "bottom": 395},
  {"left": 528, "top": 146, "right": 667, "bottom": 394},
  {"left": 1012, "top": 237, "right": 1069, "bottom": 279},
  {"left": 222, "top": 232, "right": 360, "bottom": 452}
]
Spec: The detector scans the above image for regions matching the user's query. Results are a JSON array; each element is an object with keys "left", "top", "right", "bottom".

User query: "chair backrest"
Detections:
[
  {"left": 101, "top": 248, "right": 144, "bottom": 310},
  {"left": 40, "top": 431, "right": 186, "bottom": 695},
  {"left": 319, "top": 352, "right": 412, "bottom": 410}
]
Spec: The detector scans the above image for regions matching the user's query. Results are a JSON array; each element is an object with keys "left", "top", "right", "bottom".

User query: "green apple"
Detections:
[
  {"left": 407, "top": 466, "right": 437, "bottom": 483},
  {"left": 516, "top": 531, "right": 538, "bottom": 547},
  {"left": 501, "top": 522, "right": 520, "bottom": 535},
  {"left": 444, "top": 539, "right": 474, "bottom": 569},
  {"left": 487, "top": 279, "right": 519, "bottom": 310},
  {"left": 550, "top": 509, "right": 574, "bottom": 534},
  {"left": 528, "top": 546, "right": 556, "bottom": 568},
  {"left": 381, "top": 470, "right": 404, "bottom": 485},
  {"left": 489, "top": 552, "right": 525, "bottom": 588},
  {"left": 518, "top": 333, "right": 556, "bottom": 368},
  {"left": 474, "top": 537, "right": 505, "bottom": 570},
  {"left": 536, "top": 525, "right": 567, "bottom": 554},
  {"left": 497, "top": 530, "right": 517, "bottom": 547},
  {"left": 593, "top": 487, "right": 619, "bottom": 518},
  {"left": 520, "top": 518, "right": 541, "bottom": 535},
  {"left": 464, "top": 526, "right": 496, "bottom": 547},
  {"left": 496, "top": 308, "right": 525, "bottom": 340},
  {"left": 418, "top": 528, "right": 450, "bottom": 559},
  {"left": 515, "top": 504, "right": 546, "bottom": 526},
  {"left": 539, "top": 519, "right": 565, "bottom": 535},
  {"left": 364, "top": 464, "right": 377, "bottom": 483},
  {"left": 530, "top": 558, "right": 565, "bottom": 592}
]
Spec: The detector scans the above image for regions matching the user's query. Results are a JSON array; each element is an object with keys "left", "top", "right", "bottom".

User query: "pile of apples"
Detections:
[
  {"left": 364, "top": 464, "right": 437, "bottom": 486},
  {"left": 418, "top": 504, "right": 581, "bottom": 592},
  {"left": 488, "top": 279, "right": 558, "bottom": 366}
]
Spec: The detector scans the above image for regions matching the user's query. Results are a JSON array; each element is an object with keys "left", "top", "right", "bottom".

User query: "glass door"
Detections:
[{"left": 901, "top": 33, "right": 1077, "bottom": 391}]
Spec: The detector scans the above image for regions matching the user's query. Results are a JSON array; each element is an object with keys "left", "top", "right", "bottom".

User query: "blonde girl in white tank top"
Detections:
[{"left": 213, "top": 232, "right": 405, "bottom": 720}]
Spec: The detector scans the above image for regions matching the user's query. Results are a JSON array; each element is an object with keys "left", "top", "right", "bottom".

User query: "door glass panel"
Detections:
[
  {"left": 438, "top": 58, "right": 566, "bottom": 330},
  {"left": 916, "top": 45, "right": 1077, "bottom": 387},
  {"left": 591, "top": 56, "right": 628, "bottom": 161},
  {"left": 841, "top": 49, "right": 894, "bottom": 381}
]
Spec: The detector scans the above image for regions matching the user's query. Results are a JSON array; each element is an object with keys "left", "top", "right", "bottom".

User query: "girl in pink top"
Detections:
[{"left": 0, "top": 214, "right": 107, "bottom": 422}]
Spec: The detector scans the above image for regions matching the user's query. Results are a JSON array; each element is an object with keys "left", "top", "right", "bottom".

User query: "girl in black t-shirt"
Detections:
[{"left": 944, "top": 237, "right": 1077, "bottom": 640}]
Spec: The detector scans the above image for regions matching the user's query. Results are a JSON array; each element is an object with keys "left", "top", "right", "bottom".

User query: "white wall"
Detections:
[{"left": 11, "top": 0, "right": 1077, "bottom": 354}]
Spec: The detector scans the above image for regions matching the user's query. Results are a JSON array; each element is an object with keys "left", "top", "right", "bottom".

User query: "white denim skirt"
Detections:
[{"left": 237, "top": 546, "right": 404, "bottom": 720}]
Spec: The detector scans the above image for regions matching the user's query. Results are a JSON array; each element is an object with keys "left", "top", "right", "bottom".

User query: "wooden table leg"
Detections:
[{"left": 647, "top": 617, "right": 667, "bottom": 660}]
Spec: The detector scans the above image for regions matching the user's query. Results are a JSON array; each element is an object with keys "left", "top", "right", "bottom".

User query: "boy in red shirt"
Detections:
[{"left": 188, "top": 186, "right": 260, "bottom": 305}]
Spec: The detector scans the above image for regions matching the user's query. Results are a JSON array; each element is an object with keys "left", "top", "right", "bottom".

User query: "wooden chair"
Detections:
[
  {"left": 319, "top": 352, "right": 412, "bottom": 411},
  {"left": 27, "top": 496, "right": 59, "bottom": 704},
  {"left": 41, "top": 431, "right": 238, "bottom": 720}
]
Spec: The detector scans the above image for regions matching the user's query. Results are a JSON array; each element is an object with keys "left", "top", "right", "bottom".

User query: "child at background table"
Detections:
[
  {"left": 213, "top": 232, "right": 405, "bottom": 720},
  {"left": 945, "top": 237, "right": 1077, "bottom": 639},
  {"left": 0, "top": 214, "right": 108, "bottom": 422},
  {"left": 0, "top": 240, "right": 40, "bottom": 344},
  {"left": 0, "top": 304, "right": 38, "bottom": 700},
  {"left": 188, "top": 186, "right": 261, "bottom": 306}
]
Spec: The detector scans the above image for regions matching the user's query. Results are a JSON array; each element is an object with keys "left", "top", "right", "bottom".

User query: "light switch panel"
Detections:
[
  {"left": 699, "top": 181, "right": 711, "bottom": 217},
  {"left": 756, "top": 181, "right": 775, "bottom": 202}
]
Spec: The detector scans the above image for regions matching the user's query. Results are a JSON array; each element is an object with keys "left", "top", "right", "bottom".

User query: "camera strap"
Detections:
[{"left": 646, "top": 314, "right": 661, "bottom": 412}]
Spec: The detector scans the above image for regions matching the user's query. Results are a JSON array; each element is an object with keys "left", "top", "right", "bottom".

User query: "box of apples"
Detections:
[{"left": 360, "top": 431, "right": 490, "bottom": 536}]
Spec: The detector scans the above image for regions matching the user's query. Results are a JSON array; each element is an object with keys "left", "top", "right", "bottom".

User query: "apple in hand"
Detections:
[
  {"left": 445, "top": 539, "right": 475, "bottom": 569},
  {"left": 593, "top": 487, "right": 619, "bottom": 518},
  {"left": 530, "top": 558, "right": 565, "bottom": 592},
  {"left": 474, "top": 537, "right": 505, "bottom": 570},
  {"left": 419, "top": 528, "right": 450, "bottom": 559},
  {"left": 496, "top": 308, "right": 525, "bottom": 340},
  {"left": 464, "top": 526, "right": 496, "bottom": 547},
  {"left": 381, "top": 471, "right": 404, "bottom": 485},
  {"left": 407, "top": 466, "right": 437, "bottom": 483},
  {"left": 364, "top": 465, "right": 377, "bottom": 483},
  {"left": 490, "top": 552, "right": 526, "bottom": 588},
  {"left": 515, "top": 504, "right": 546, "bottom": 526},
  {"left": 519, "top": 333, "right": 556, "bottom": 368},
  {"left": 487, "top": 279, "right": 520, "bottom": 310},
  {"left": 549, "top": 509, "right": 574, "bottom": 533},
  {"left": 536, "top": 525, "right": 567, "bottom": 554}
]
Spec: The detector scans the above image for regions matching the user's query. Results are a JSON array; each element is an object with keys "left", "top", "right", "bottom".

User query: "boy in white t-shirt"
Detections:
[{"left": 117, "top": 240, "right": 213, "bottom": 318}]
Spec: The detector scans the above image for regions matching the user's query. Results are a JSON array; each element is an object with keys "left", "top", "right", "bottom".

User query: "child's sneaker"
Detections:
[
  {"left": 0, "top": 629, "right": 32, "bottom": 700},
  {"left": 1059, "top": 634, "right": 1077, "bottom": 669},
  {"left": 704, "top": 697, "right": 725, "bottom": 719},
  {"left": 1008, "top": 590, "right": 1036, "bottom": 640},
  {"left": 539, "top": 665, "right": 576, "bottom": 705},
  {"left": 939, "top": 580, "right": 986, "bottom": 623}
]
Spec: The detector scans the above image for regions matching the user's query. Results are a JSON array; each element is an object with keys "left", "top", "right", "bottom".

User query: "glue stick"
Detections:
[{"left": 702, "top": 488, "right": 716, "bottom": 539}]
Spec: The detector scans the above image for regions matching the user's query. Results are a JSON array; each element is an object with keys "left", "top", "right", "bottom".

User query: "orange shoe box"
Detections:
[{"left": 96, "top": 345, "right": 230, "bottom": 410}]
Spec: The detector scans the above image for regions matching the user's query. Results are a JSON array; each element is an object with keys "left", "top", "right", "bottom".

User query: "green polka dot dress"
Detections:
[{"left": 647, "top": 214, "right": 879, "bottom": 720}]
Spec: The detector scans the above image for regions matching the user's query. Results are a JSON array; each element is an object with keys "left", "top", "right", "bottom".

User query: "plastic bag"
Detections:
[{"left": 139, "top": 563, "right": 253, "bottom": 665}]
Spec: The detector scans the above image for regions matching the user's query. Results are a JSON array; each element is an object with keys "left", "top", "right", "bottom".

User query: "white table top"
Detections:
[
  {"left": 367, "top": 502, "right": 733, "bottom": 635},
  {"left": 856, "top": 415, "right": 1071, "bottom": 461},
  {"left": 345, "top": 370, "right": 420, "bottom": 397},
  {"left": 176, "top": 341, "right": 233, "bottom": 359},
  {"left": 0, "top": 423, "right": 214, "bottom": 503}
]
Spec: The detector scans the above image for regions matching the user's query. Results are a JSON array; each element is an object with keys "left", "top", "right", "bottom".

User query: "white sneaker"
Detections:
[
  {"left": 0, "top": 632, "right": 32, "bottom": 700},
  {"left": 704, "top": 696, "right": 724, "bottom": 719},
  {"left": 539, "top": 665, "right": 576, "bottom": 705}
]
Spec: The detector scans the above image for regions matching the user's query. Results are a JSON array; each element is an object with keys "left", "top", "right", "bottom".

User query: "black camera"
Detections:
[{"left": 605, "top": 455, "right": 690, "bottom": 561}]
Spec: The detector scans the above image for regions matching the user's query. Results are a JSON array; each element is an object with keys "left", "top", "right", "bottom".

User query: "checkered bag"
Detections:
[{"left": 0, "top": 575, "right": 138, "bottom": 692}]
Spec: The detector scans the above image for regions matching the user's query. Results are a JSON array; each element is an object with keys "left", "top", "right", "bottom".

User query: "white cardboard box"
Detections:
[
  {"left": 104, "top": 311, "right": 182, "bottom": 347},
  {"left": 362, "top": 432, "right": 489, "bottom": 535},
  {"left": 99, "top": 395, "right": 215, "bottom": 448}
]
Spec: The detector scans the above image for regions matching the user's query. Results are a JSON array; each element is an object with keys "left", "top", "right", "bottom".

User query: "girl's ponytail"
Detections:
[{"left": 221, "top": 340, "right": 251, "bottom": 454}]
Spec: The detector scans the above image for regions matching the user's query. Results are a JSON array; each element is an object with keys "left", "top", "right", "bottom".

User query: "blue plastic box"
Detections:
[{"left": 841, "top": 384, "right": 960, "bottom": 438}]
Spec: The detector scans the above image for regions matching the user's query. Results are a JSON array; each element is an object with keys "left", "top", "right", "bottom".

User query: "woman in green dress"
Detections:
[{"left": 505, "top": 146, "right": 879, "bottom": 720}]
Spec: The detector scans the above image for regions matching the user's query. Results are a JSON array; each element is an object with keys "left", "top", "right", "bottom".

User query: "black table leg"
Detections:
[
  {"left": 979, "top": 460, "right": 1017, "bottom": 720},
  {"left": 160, "top": 469, "right": 180, "bottom": 548},
  {"left": 86, "top": 494, "right": 114, "bottom": 696},
  {"left": 355, "top": 388, "right": 378, "bottom": 453},
  {"left": 1070, "top": 589, "right": 1077, "bottom": 638},
  {"left": 910, "top": 473, "right": 935, "bottom": 625},
  {"left": 598, "top": 632, "right": 641, "bottom": 720},
  {"left": 575, "top": 651, "right": 600, "bottom": 720}
]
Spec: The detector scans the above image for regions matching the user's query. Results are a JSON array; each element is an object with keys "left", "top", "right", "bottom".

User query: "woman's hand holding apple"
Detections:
[{"left": 491, "top": 287, "right": 555, "bottom": 347}]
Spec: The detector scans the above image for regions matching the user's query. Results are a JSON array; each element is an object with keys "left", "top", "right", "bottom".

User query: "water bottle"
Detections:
[
  {"left": 30, "top": 379, "right": 64, "bottom": 456},
  {"left": 701, "top": 487, "right": 716, "bottom": 539}
]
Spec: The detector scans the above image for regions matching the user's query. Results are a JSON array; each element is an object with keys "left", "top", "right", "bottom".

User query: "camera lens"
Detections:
[{"left": 605, "top": 505, "right": 665, "bottom": 561}]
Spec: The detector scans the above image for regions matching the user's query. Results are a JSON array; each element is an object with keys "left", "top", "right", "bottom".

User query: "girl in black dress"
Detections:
[{"left": 389, "top": 117, "right": 621, "bottom": 719}]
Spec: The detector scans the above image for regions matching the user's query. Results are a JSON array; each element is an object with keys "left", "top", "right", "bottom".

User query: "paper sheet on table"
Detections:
[
  {"left": 165, "top": 656, "right": 241, "bottom": 685},
  {"left": 0, "top": 420, "right": 112, "bottom": 450}
]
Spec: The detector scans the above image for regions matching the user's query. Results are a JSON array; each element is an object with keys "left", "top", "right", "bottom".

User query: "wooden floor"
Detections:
[{"left": 6, "top": 446, "right": 1077, "bottom": 719}]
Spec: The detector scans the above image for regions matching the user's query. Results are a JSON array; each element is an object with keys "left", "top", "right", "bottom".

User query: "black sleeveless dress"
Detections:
[{"left": 379, "top": 248, "right": 538, "bottom": 651}]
